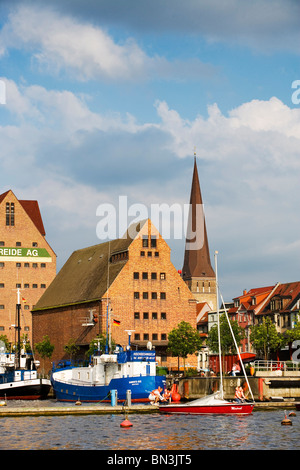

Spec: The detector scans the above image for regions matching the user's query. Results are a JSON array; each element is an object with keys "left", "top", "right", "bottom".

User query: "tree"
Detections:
[
  {"left": 34, "top": 335, "right": 55, "bottom": 373},
  {"left": 250, "top": 317, "right": 283, "bottom": 360},
  {"left": 207, "top": 315, "right": 245, "bottom": 354},
  {"left": 167, "top": 321, "right": 202, "bottom": 372},
  {"left": 283, "top": 321, "right": 300, "bottom": 360},
  {"left": 64, "top": 338, "right": 80, "bottom": 361}
]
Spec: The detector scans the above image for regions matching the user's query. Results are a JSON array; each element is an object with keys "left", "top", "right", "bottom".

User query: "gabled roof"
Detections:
[
  {"left": 260, "top": 281, "right": 300, "bottom": 314},
  {"left": 0, "top": 190, "right": 45, "bottom": 236},
  {"left": 33, "top": 220, "right": 147, "bottom": 311}
]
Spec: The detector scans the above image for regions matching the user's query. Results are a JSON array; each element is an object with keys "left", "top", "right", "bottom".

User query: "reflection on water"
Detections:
[{"left": 0, "top": 408, "right": 299, "bottom": 450}]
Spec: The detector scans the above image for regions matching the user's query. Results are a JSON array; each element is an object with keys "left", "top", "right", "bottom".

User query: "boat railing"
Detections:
[{"left": 253, "top": 360, "right": 300, "bottom": 372}]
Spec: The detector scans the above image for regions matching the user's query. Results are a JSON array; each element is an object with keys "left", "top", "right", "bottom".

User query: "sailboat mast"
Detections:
[
  {"left": 214, "top": 251, "right": 223, "bottom": 399},
  {"left": 15, "top": 288, "right": 21, "bottom": 368}
]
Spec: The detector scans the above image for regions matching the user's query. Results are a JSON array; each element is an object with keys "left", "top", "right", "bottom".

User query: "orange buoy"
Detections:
[
  {"left": 120, "top": 418, "right": 133, "bottom": 428},
  {"left": 171, "top": 383, "right": 181, "bottom": 402},
  {"left": 281, "top": 412, "right": 292, "bottom": 425},
  {"left": 289, "top": 412, "right": 296, "bottom": 417}
]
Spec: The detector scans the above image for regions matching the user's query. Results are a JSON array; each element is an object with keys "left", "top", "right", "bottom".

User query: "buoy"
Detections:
[
  {"left": 289, "top": 412, "right": 296, "bottom": 417},
  {"left": 120, "top": 418, "right": 133, "bottom": 428},
  {"left": 75, "top": 399, "right": 82, "bottom": 405},
  {"left": 171, "top": 383, "right": 181, "bottom": 402},
  {"left": 281, "top": 411, "right": 292, "bottom": 425}
]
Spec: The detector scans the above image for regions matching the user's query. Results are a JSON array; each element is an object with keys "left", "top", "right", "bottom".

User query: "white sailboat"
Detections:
[{"left": 159, "top": 251, "right": 255, "bottom": 415}]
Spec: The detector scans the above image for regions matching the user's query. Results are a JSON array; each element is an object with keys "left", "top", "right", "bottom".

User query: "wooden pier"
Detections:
[{"left": 0, "top": 400, "right": 298, "bottom": 417}]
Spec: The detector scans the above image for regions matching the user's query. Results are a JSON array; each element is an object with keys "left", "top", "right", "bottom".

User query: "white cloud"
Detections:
[{"left": 0, "top": 4, "right": 215, "bottom": 82}]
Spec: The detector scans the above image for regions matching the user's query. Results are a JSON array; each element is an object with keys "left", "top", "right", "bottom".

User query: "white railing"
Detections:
[{"left": 254, "top": 360, "right": 300, "bottom": 372}]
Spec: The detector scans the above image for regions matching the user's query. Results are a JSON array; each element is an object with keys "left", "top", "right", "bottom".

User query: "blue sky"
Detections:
[{"left": 0, "top": 0, "right": 300, "bottom": 301}]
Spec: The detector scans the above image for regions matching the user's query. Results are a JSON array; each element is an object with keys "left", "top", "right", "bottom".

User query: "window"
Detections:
[
  {"left": 16, "top": 242, "right": 21, "bottom": 246},
  {"left": 155, "top": 252, "right": 159, "bottom": 257},
  {"left": 143, "top": 292, "right": 148, "bottom": 299},
  {"left": 24, "top": 263, "right": 29, "bottom": 268},
  {"left": 151, "top": 272, "right": 157, "bottom": 280},
  {"left": 133, "top": 272, "right": 139, "bottom": 279},
  {"left": 32, "top": 263, "right": 38, "bottom": 268},
  {"left": 134, "top": 312, "right": 140, "bottom": 319},
  {"left": 41, "top": 284, "right": 46, "bottom": 288},
  {"left": 147, "top": 251, "right": 152, "bottom": 257},
  {"left": 142, "top": 272, "right": 148, "bottom": 279},
  {"left": 151, "top": 236, "right": 157, "bottom": 248},
  {"left": 161, "top": 312, "right": 166, "bottom": 320},
  {"left": 32, "top": 242, "right": 38, "bottom": 247},
  {"left": 152, "top": 334, "right": 158, "bottom": 341},
  {"left": 134, "top": 292, "right": 139, "bottom": 299},
  {"left": 160, "top": 292, "right": 166, "bottom": 299},
  {"left": 41, "top": 263, "right": 46, "bottom": 268},
  {"left": 0, "top": 305, "right": 4, "bottom": 309},
  {"left": 151, "top": 292, "right": 157, "bottom": 299},
  {"left": 143, "top": 312, "right": 149, "bottom": 319},
  {"left": 140, "top": 251, "right": 145, "bottom": 257},
  {"left": 32, "top": 284, "right": 38, "bottom": 288},
  {"left": 160, "top": 272, "right": 166, "bottom": 280},
  {"left": 0, "top": 241, "right": 4, "bottom": 246},
  {"left": 142, "top": 236, "right": 148, "bottom": 247},
  {"left": 16, "top": 263, "right": 21, "bottom": 268},
  {"left": 152, "top": 312, "right": 157, "bottom": 319},
  {"left": 6, "top": 202, "right": 14, "bottom": 226},
  {"left": 134, "top": 334, "right": 140, "bottom": 341},
  {"left": 161, "top": 334, "right": 167, "bottom": 341},
  {"left": 0, "top": 283, "right": 4, "bottom": 288},
  {"left": 24, "top": 284, "right": 29, "bottom": 288},
  {"left": 16, "top": 283, "right": 21, "bottom": 288},
  {"left": 143, "top": 333, "right": 149, "bottom": 341},
  {"left": 0, "top": 262, "right": 4, "bottom": 268}
]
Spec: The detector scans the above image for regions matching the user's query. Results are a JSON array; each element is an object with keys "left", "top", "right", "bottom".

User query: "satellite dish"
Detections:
[{"left": 147, "top": 341, "right": 152, "bottom": 350}]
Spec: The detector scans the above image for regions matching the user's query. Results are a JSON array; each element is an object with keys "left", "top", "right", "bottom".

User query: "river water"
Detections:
[{"left": 0, "top": 401, "right": 299, "bottom": 451}]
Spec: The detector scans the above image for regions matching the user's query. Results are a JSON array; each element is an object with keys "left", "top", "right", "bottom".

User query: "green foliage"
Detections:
[
  {"left": 167, "top": 321, "right": 202, "bottom": 371},
  {"left": 64, "top": 338, "right": 80, "bottom": 360},
  {"left": 0, "top": 334, "right": 10, "bottom": 351},
  {"left": 250, "top": 317, "right": 284, "bottom": 360},
  {"left": 207, "top": 314, "right": 245, "bottom": 354},
  {"left": 34, "top": 335, "right": 54, "bottom": 360}
]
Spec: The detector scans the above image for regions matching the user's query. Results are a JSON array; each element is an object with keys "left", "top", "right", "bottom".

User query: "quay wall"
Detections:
[{"left": 173, "top": 376, "right": 300, "bottom": 402}]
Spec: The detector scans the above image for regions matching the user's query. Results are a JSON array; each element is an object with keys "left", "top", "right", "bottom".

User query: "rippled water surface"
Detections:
[{"left": 0, "top": 402, "right": 299, "bottom": 450}]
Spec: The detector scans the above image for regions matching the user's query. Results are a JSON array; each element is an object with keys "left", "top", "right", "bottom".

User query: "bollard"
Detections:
[
  {"left": 126, "top": 389, "right": 132, "bottom": 407},
  {"left": 111, "top": 389, "right": 118, "bottom": 406}
]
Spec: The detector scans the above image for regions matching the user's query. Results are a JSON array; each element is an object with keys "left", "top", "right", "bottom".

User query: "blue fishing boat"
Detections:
[{"left": 51, "top": 348, "right": 166, "bottom": 403}]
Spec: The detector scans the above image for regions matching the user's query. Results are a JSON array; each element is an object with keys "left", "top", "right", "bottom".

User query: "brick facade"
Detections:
[
  {"left": 32, "top": 220, "right": 198, "bottom": 371},
  {"left": 0, "top": 190, "right": 56, "bottom": 346}
]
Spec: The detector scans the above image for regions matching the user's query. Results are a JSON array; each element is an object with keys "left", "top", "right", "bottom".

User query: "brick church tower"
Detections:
[{"left": 182, "top": 155, "right": 217, "bottom": 310}]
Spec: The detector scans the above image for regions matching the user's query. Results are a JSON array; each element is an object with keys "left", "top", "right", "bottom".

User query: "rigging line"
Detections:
[{"left": 219, "top": 290, "right": 255, "bottom": 403}]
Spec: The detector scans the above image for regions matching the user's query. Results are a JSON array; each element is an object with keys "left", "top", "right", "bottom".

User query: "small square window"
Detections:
[
  {"left": 142, "top": 272, "right": 148, "bottom": 279},
  {"left": 161, "top": 312, "right": 167, "bottom": 320},
  {"left": 151, "top": 272, "right": 157, "bottom": 280},
  {"left": 143, "top": 312, "right": 149, "bottom": 319},
  {"left": 143, "top": 292, "right": 148, "bottom": 299},
  {"left": 134, "top": 312, "right": 140, "bottom": 319},
  {"left": 152, "top": 312, "right": 157, "bottom": 319},
  {"left": 134, "top": 292, "right": 140, "bottom": 299},
  {"left": 133, "top": 272, "right": 139, "bottom": 279}
]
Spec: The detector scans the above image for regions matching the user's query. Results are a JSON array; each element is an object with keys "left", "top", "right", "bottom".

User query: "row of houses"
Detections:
[{"left": 197, "top": 281, "right": 300, "bottom": 361}]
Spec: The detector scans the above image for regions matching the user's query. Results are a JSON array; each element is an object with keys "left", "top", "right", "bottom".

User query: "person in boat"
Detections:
[
  {"left": 234, "top": 386, "right": 246, "bottom": 403},
  {"left": 148, "top": 386, "right": 166, "bottom": 404},
  {"left": 162, "top": 387, "right": 172, "bottom": 403}
]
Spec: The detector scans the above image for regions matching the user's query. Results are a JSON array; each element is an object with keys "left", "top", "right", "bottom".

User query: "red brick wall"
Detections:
[
  {"left": 33, "top": 220, "right": 198, "bottom": 371},
  {"left": 0, "top": 191, "right": 56, "bottom": 347}
]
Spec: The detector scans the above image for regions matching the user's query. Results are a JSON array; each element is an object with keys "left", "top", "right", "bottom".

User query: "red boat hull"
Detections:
[{"left": 159, "top": 402, "right": 254, "bottom": 415}]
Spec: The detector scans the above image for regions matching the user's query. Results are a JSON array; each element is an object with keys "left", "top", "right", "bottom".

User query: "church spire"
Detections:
[{"left": 182, "top": 153, "right": 216, "bottom": 308}]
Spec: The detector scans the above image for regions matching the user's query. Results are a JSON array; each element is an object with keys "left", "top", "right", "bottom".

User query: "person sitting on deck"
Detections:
[{"left": 148, "top": 386, "right": 166, "bottom": 405}]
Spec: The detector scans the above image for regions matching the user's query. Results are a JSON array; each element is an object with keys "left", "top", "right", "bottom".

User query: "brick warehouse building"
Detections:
[
  {"left": 0, "top": 190, "right": 56, "bottom": 346},
  {"left": 32, "top": 219, "right": 197, "bottom": 371}
]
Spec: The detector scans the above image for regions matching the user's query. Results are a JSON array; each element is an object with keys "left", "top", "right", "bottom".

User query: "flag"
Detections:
[
  {"left": 22, "top": 297, "right": 26, "bottom": 303},
  {"left": 113, "top": 319, "right": 120, "bottom": 326}
]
